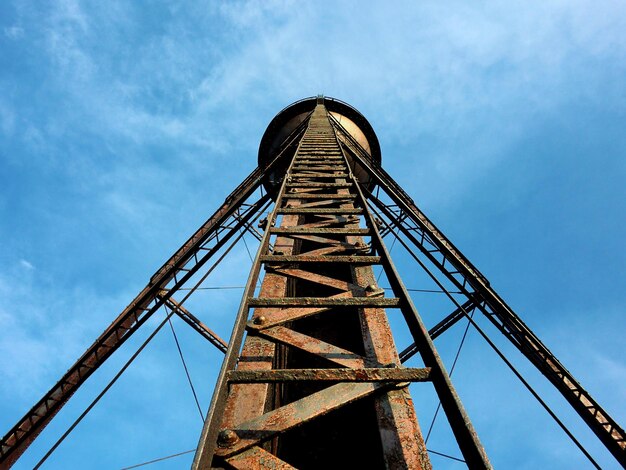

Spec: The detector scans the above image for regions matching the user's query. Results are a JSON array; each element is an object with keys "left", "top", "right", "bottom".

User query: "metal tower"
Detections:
[{"left": 1, "top": 96, "right": 624, "bottom": 469}]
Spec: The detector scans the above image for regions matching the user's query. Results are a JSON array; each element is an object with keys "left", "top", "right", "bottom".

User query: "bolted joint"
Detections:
[
  {"left": 393, "top": 380, "right": 411, "bottom": 389},
  {"left": 258, "top": 217, "right": 268, "bottom": 230},
  {"left": 253, "top": 315, "right": 267, "bottom": 325},
  {"left": 383, "top": 362, "right": 409, "bottom": 388},
  {"left": 217, "top": 429, "right": 239, "bottom": 448},
  {"left": 364, "top": 284, "right": 385, "bottom": 297},
  {"left": 354, "top": 241, "right": 370, "bottom": 253}
]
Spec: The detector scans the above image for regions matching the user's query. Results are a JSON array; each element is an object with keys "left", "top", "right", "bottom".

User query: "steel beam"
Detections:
[
  {"left": 226, "top": 367, "right": 431, "bottom": 383},
  {"left": 158, "top": 292, "right": 228, "bottom": 354},
  {"left": 399, "top": 298, "right": 478, "bottom": 363}
]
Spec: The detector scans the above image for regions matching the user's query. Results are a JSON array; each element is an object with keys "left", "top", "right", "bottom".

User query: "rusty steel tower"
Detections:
[{"left": 1, "top": 96, "right": 624, "bottom": 469}]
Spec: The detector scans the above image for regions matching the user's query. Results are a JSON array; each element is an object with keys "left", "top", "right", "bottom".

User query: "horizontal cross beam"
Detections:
[{"left": 227, "top": 367, "right": 431, "bottom": 383}]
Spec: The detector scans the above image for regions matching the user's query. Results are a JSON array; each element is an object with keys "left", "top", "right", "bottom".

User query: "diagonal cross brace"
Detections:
[
  {"left": 215, "top": 382, "right": 392, "bottom": 458},
  {"left": 158, "top": 291, "right": 228, "bottom": 354}
]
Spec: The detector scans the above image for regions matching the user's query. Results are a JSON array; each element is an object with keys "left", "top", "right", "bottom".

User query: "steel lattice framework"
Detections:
[{"left": 1, "top": 96, "right": 624, "bottom": 469}]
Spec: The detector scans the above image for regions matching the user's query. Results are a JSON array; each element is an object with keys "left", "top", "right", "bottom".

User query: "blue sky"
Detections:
[{"left": 1, "top": 1, "right": 625, "bottom": 468}]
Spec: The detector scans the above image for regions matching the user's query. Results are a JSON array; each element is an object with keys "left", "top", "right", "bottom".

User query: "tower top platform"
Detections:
[{"left": 258, "top": 96, "right": 381, "bottom": 168}]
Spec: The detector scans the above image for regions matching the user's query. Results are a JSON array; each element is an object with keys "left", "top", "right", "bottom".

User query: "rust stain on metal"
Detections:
[
  {"left": 248, "top": 297, "right": 400, "bottom": 308},
  {"left": 220, "top": 212, "right": 300, "bottom": 432},
  {"left": 260, "top": 254, "right": 380, "bottom": 264},
  {"left": 215, "top": 382, "right": 388, "bottom": 458},
  {"left": 227, "top": 367, "right": 431, "bottom": 383},
  {"left": 270, "top": 267, "right": 361, "bottom": 292},
  {"left": 270, "top": 227, "right": 369, "bottom": 235},
  {"left": 226, "top": 446, "right": 295, "bottom": 469},
  {"left": 258, "top": 326, "right": 367, "bottom": 368}
]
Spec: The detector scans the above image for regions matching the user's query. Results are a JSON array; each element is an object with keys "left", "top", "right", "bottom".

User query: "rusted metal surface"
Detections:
[
  {"left": 286, "top": 180, "right": 349, "bottom": 185},
  {"left": 282, "top": 193, "right": 358, "bottom": 199},
  {"left": 258, "top": 326, "right": 367, "bottom": 368},
  {"left": 286, "top": 233, "right": 358, "bottom": 246},
  {"left": 215, "top": 382, "right": 390, "bottom": 458},
  {"left": 270, "top": 267, "right": 362, "bottom": 292},
  {"left": 340, "top": 163, "right": 431, "bottom": 469},
  {"left": 246, "top": 302, "right": 340, "bottom": 329},
  {"left": 227, "top": 367, "right": 431, "bottom": 383},
  {"left": 292, "top": 199, "right": 349, "bottom": 209},
  {"left": 291, "top": 165, "right": 349, "bottom": 171},
  {"left": 248, "top": 297, "right": 400, "bottom": 308},
  {"left": 347, "top": 159, "right": 491, "bottom": 468},
  {"left": 225, "top": 446, "right": 295, "bottom": 469},
  {"left": 220, "top": 210, "right": 300, "bottom": 448},
  {"left": 260, "top": 254, "right": 380, "bottom": 264},
  {"left": 399, "top": 298, "right": 477, "bottom": 363},
  {"left": 278, "top": 207, "right": 362, "bottom": 214},
  {"left": 158, "top": 291, "right": 228, "bottom": 353},
  {"left": 269, "top": 227, "right": 369, "bottom": 235},
  {"left": 289, "top": 172, "right": 349, "bottom": 178},
  {"left": 220, "top": 336, "right": 276, "bottom": 428},
  {"left": 302, "top": 217, "right": 360, "bottom": 228}
]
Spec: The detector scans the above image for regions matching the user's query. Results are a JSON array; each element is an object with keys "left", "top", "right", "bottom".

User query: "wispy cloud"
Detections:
[
  {"left": 3, "top": 25, "right": 23, "bottom": 40},
  {"left": 19, "top": 259, "right": 34, "bottom": 270}
]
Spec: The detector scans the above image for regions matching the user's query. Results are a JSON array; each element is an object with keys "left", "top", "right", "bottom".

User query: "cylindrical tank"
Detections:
[{"left": 258, "top": 96, "right": 381, "bottom": 196}]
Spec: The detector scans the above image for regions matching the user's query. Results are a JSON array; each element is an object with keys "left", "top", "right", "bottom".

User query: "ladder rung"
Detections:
[
  {"left": 286, "top": 183, "right": 352, "bottom": 188},
  {"left": 294, "top": 158, "right": 341, "bottom": 161},
  {"left": 283, "top": 194, "right": 356, "bottom": 199},
  {"left": 290, "top": 173, "right": 349, "bottom": 178},
  {"left": 270, "top": 227, "right": 369, "bottom": 235},
  {"left": 278, "top": 208, "right": 363, "bottom": 214},
  {"left": 248, "top": 297, "right": 401, "bottom": 308},
  {"left": 296, "top": 157, "right": 343, "bottom": 161},
  {"left": 227, "top": 367, "right": 431, "bottom": 383},
  {"left": 298, "top": 157, "right": 340, "bottom": 160},
  {"left": 261, "top": 255, "right": 380, "bottom": 264},
  {"left": 292, "top": 166, "right": 344, "bottom": 171}
]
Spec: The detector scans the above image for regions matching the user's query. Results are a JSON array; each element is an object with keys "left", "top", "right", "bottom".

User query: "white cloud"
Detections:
[
  {"left": 0, "top": 101, "right": 16, "bottom": 136},
  {"left": 592, "top": 353, "right": 626, "bottom": 394},
  {"left": 0, "top": 264, "right": 147, "bottom": 404},
  {"left": 19, "top": 259, "right": 34, "bottom": 270},
  {"left": 3, "top": 25, "right": 24, "bottom": 40}
]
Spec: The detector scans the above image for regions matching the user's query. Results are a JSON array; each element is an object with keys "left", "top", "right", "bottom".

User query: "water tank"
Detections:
[{"left": 258, "top": 96, "right": 381, "bottom": 196}]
